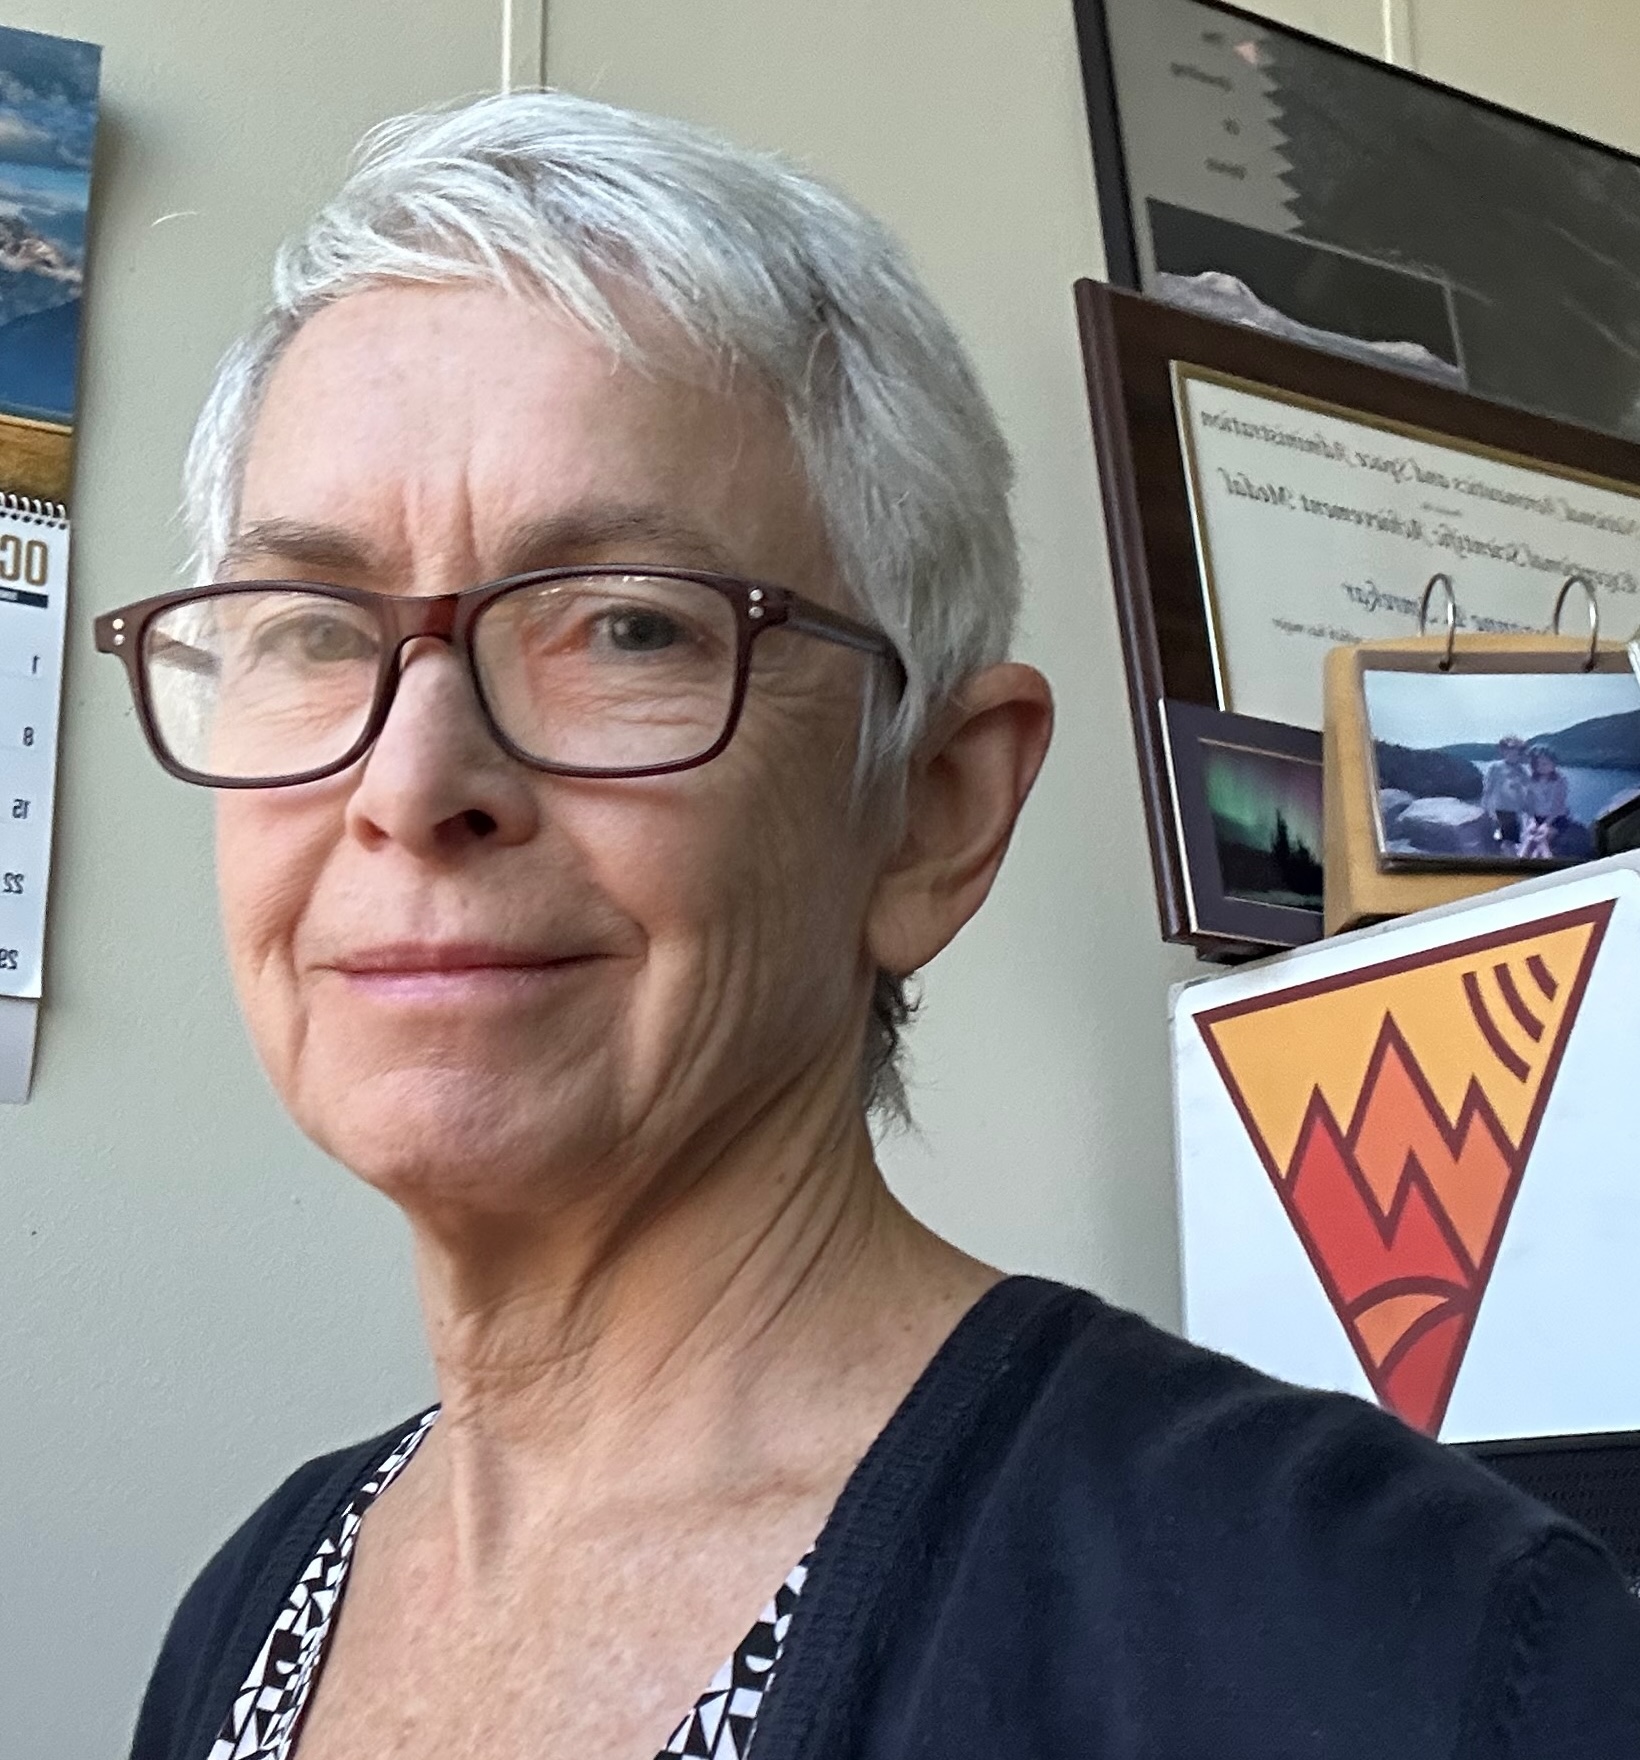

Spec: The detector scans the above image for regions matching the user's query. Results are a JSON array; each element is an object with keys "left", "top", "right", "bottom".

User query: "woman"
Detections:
[
  {"left": 114, "top": 95, "right": 1638, "bottom": 1760},
  {"left": 1520, "top": 743, "right": 1573, "bottom": 858}
]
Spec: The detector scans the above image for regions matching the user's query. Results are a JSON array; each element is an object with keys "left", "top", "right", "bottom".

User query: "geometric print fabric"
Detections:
[
  {"left": 660, "top": 1557, "right": 808, "bottom": 1758},
  {"left": 208, "top": 1409, "right": 438, "bottom": 1760},
  {"left": 208, "top": 1409, "right": 809, "bottom": 1760}
]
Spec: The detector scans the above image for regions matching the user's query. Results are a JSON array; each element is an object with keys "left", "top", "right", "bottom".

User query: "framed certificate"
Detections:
[
  {"left": 1172, "top": 364, "right": 1640, "bottom": 730},
  {"left": 1076, "top": 280, "right": 1640, "bottom": 945}
]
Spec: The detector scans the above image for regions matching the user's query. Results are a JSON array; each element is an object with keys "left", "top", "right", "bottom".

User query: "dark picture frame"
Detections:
[
  {"left": 1160, "top": 699, "right": 1324, "bottom": 953},
  {"left": 1075, "top": 279, "right": 1640, "bottom": 942},
  {"left": 1071, "top": 0, "right": 1640, "bottom": 442}
]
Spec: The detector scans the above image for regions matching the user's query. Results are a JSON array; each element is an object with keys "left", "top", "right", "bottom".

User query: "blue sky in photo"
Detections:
[
  {"left": 1364, "top": 668, "right": 1640, "bottom": 750},
  {"left": 0, "top": 25, "right": 98, "bottom": 262},
  {"left": 0, "top": 165, "right": 91, "bottom": 255}
]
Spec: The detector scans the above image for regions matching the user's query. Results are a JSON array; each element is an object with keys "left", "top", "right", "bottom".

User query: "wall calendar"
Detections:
[
  {"left": 0, "top": 22, "right": 100, "bottom": 1101},
  {"left": 0, "top": 494, "right": 69, "bottom": 999}
]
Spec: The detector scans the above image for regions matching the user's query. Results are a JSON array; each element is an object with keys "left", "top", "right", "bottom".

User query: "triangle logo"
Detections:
[{"left": 1196, "top": 901, "right": 1612, "bottom": 1435}]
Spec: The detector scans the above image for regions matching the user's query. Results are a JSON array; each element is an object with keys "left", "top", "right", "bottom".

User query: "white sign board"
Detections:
[{"left": 1173, "top": 856, "right": 1640, "bottom": 1443}]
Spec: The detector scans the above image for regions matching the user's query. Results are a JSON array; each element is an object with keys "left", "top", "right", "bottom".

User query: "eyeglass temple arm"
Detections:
[{"left": 782, "top": 598, "right": 902, "bottom": 665}]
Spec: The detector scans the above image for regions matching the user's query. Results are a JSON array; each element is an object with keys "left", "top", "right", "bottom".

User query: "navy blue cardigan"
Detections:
[{"left": 131, "top": 1277, "right": 1640, "bottom": 1758}]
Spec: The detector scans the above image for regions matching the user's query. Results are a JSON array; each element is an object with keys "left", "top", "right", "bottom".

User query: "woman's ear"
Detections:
[{"left": 865, "top": 662, "right": 1053, "bottom": 980}]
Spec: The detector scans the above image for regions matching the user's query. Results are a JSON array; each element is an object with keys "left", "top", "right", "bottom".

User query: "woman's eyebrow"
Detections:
[
  {"left": 219, "top": 518, "right": 383, "bottom": 576},
  {"left": 220, "top": 508, "right": 744, "bottom": 580},
  {"left": 497, "top": 506, "right": 742, "bottom": 577}
]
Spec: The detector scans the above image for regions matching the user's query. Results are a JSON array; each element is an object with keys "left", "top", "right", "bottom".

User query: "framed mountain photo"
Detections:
[
  {"left": 1073, "top": 0, "right": 1640, "bottom": 443},
  {"left": 0, "top": 24, "right": 99, "bottom": 503}
]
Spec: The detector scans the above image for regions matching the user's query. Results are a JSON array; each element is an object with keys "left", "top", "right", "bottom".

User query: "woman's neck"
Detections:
[{"left": 392, "top": 1060, "right": 997, "bottom": 1571}]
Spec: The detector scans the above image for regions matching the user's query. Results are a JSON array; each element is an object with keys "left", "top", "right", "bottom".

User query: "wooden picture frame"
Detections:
[
  {"left": 1322, "top": 633, "right": 1640, "bottom": 934},
  {"left": 1075, "top": 279, "right": 1640, "bottom": 942}
]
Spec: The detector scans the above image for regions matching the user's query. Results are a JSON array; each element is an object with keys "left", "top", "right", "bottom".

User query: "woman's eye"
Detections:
[
  {"left": 149, "top": 633, "right": 219, "bottom": 678},
  {"left": 602, "top": 608, "right": 683, "bottom": 652},
  {"left": 256, "top": 614, "right": 378, "bottom": 665}
]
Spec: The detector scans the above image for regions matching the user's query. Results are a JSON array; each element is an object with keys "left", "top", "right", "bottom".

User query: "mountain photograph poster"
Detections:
[
  {"left": 0, "top": 24, "right": 99, "bottom": 504},
  {"left": 1077, "top": 0, "right": 1640, "bottom": 444}
]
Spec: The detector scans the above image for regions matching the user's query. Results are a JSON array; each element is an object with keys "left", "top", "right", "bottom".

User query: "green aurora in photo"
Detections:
[{"left": 1202, "top": 740, "right": 1324, "bottom": 909}]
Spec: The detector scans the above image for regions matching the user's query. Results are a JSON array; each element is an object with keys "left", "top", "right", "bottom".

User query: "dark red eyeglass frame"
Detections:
[{"left": 93, "top": 565, "right": 907, "bottom": 789}]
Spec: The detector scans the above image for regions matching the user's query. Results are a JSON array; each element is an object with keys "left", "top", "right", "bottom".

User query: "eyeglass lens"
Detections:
[{"left": 141, "top": 575, "right": 743, "bottom": 782}]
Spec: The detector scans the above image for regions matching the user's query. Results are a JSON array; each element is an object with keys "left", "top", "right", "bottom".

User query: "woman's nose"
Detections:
[{"left": 343, "top": 638, "right": 542, "bottom": 855}]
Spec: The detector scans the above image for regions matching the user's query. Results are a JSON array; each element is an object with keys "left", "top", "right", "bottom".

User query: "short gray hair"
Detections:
[{"left": 183, "top": 91, "right": 1020, "bottom": 1121}]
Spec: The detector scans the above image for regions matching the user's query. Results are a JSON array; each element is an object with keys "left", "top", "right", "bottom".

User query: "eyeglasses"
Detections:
[{"left": 94, "top": 566, "right": 905, "bottom": 789}]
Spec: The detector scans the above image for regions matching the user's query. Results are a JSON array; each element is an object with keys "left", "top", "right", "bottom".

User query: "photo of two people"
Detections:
[
  {"left": 1363, "top": 668, "right": 1640, "bottom": 869},
  {"left": 1478, "top": 735, "right": 1573, "bottom": 860}
]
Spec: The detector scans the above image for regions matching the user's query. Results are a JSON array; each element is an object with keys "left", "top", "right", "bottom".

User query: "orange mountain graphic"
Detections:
[{"left": 1196, "top": 902, "right": 1611, "bottom": 1434}]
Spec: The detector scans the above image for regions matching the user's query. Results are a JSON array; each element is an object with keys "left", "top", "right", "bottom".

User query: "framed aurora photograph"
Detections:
[{"left": 1160, "top": 699, "right": 1324, "bottom": 952}]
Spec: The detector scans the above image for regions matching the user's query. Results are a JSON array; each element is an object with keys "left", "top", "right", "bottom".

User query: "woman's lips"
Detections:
[{"left": 325, "top": 943, "right": 601, "bottom": 1005}]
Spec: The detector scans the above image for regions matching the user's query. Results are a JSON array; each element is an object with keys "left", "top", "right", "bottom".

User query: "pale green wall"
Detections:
[
  {"left": 1414, "top": 0, "right": 1640, "bottom": 151},
  {"left": 1, "top": 1, "right": 1632, "bottom": 1751},
  {"left": 0, "top": 3, "right": 502, "bottom": 1753},
  {"left": 1256, "top": 0, "right": 1386, "bottom": 52},
  {"left": 551, "top": 0, "right": 1195, "bottom": 1327}
]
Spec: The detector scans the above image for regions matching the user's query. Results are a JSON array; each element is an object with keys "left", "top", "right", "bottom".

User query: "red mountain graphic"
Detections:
[
  {"left": 1283, "top": 1019, "right": 1519, "bottom": 1434},
  {"left": 1196, "top": 903, "right": 1612, "bottom": 1434}
]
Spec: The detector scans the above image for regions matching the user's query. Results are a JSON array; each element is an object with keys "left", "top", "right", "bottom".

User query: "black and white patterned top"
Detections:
[{"left": 208, "top": 1411, "right": 809, "bottom": 1760}]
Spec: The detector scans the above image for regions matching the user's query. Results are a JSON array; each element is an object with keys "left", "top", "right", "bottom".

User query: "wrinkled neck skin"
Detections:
[{"left": 393, "top": 1013, "right": 995, "bottom": 1573}]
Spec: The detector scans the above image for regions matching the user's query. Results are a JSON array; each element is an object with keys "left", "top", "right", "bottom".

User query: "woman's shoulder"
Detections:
[
  {"left": 860, "top": 1278, "right": 1640, "bottom": 1751},
  {"left": 948, "top": 1278, "right": 1631, "bottom": 1663},
  {"left": 129, "top": 1408, "right": 435, "bottom": 1760},
  {"left": 182, "top": 1407, "right": 432, "bottom": 1601},
  {"left": 993, "top": 1280, "right": 1579, "bottom": 1560}
]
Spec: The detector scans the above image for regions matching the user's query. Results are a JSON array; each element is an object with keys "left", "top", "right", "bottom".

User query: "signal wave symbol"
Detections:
[{"left": 1196, "top": 902, "right": 1612, "bottom": 1435}]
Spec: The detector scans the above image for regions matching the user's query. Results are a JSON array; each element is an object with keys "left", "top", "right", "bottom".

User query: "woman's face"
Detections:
[{"left": 216, "top": 284, "right": 889, "bottom": 1216}]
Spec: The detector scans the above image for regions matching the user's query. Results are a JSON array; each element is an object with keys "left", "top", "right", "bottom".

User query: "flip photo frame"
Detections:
[{"left": 1324, "top": 627, "right": 1639, "bottom": 934}]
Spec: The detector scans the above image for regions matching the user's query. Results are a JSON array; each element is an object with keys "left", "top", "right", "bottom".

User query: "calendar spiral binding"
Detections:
[{"left": 0, "top": 491, "right": 67, "bottom": 528}]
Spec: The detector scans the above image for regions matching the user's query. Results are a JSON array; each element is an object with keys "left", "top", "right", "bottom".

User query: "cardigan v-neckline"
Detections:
[
  {"left": 740, "top": 1275, "right": 1093, "bottom": 1760},
  {"left": 172, "top": 1274, "right": 1091, "bottom": 1760},
  {"left": 204, "top": 1400, "right": 819, "bottom": 1760},
  {"left": 137, "top": 1273, "right": 1640, "bottom": 1760}
]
